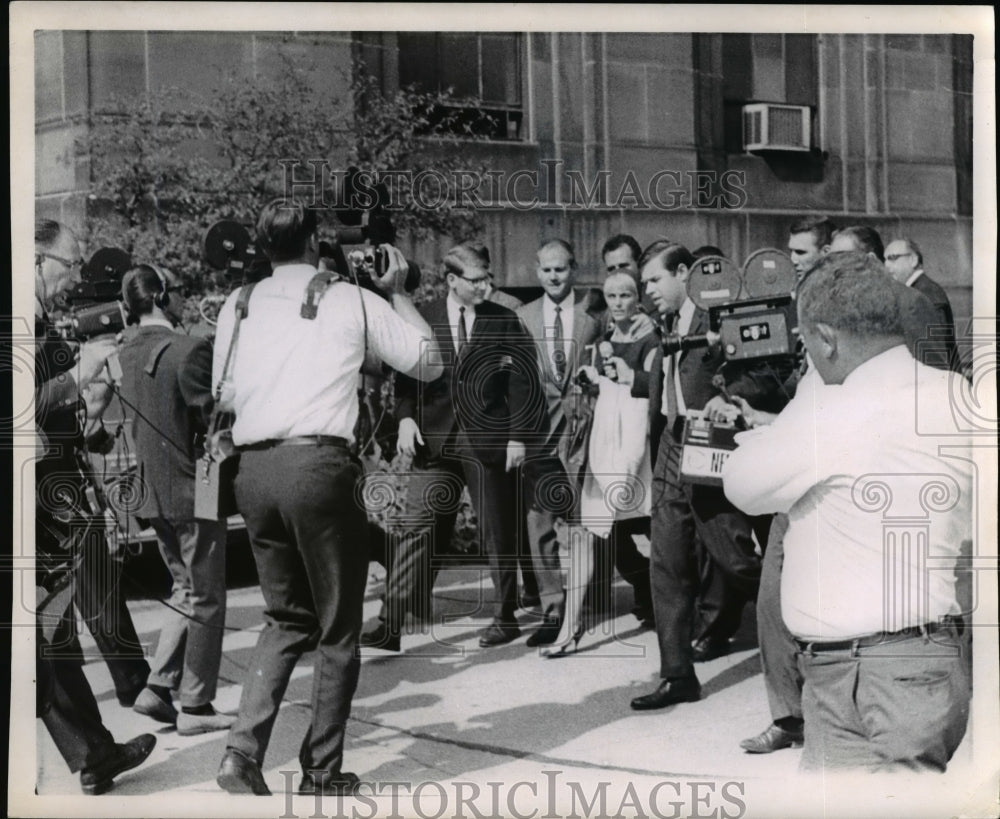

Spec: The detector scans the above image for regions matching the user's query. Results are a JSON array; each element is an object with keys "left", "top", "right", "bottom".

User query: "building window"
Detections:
[
  {"left": 397, "top": 32, "right": 524, "bottom": 141},
  {"left": 721, "top": 34, "right": 818, "bottom": 153}
]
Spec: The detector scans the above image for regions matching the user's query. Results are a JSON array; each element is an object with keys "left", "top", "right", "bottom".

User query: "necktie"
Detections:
[
  {"left": 458, "top": 306, "right": 468, "bottom": 353},
  {"left": 553, "top": 305, "right": 566, "bottom": 381}
]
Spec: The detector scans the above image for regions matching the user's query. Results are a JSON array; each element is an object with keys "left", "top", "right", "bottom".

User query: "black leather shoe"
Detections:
[
  {"left": 217, "top": 748, "right": 271, "bottom": 795},
  {"left": 359, "top": 623, "right": 401, "bottom": 652},
  {"left": 519, "top": 593, "right": 541, "bottom": 610},
  {"left": 526, "top": 615, "right": 563, "bottom": 647},
  {"left": 299, "top": 771, "right": 364, "bottom": 795},
  {"left": 692, "top": 637, "right": 730, "bottom": 662},
  {"left": 478, "top": 620, "right": 521, "bottom": 647},
  {"left": 630, "top": 676, "right": 701, "bottom": 710},
  {"left": 80, "top": 734, "right": 156, "bottom": 795},
  {"left": 739, "top": 723, "right": 804, "bottom": 754}
]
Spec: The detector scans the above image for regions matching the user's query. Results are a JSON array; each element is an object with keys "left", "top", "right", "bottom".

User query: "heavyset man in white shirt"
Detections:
[{"left": 723, "top": 251, "right": 973, "bottom": 772}]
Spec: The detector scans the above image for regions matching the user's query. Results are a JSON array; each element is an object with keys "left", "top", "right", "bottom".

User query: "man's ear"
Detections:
[
  {"left": 814, "top": 321, "right": 838, "bottom": 359},
  {"left": 675, "top": 263, "right": 690, "bottom": 283}
]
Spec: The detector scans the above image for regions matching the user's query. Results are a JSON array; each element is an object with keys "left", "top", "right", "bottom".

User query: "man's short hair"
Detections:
[
  {"left": 460, "top": 241, "right": 491, "bottom": 268},
  {"left": 35, "top": 218, "right": 66, "bottom": 251},
  {"left": 834, "top": 225, "right": 885, "bottom": 262},
  {"left": 442, "top": 244, "right": 488, "bottom": 278},
  {"left": 538, "top": 238, "right": 576, "bottom": 266},
  {"left": 638, "top": 239, "right": 694, "bottom": 273},
  {"left": 601, "top": 234, "right": 642, "bottom": 262},
  {"left": 789, "top": 215, "right": 837, "bottom": 249},
  {"left": 899, "top": 237, "right": 924, "bottom": 267},
  {"left": 692, "top": 245, "right": 725, "bottom": 260},
  {"left": 797, "top": 251, "right": 904, "bottom": 337},
  {"left": 256, "top": 198, "right": 318, "bottom": 263}
]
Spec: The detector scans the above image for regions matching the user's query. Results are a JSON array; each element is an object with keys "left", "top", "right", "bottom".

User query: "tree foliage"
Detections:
[{"left": 82, "top": 55, "right": 494, "bottom": 297}]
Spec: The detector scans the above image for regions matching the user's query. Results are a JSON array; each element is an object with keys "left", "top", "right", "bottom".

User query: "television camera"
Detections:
[
  {"left": 54, "top": 247, "right": 132, "bottom": 341},
  {"left": 200, "top": 204, "right": 420, "bottom": 323},
  {"left": 662, "top": 248, "right": 799, "bottom": 363},
  {"left": 666, "top": 248, "right": 800, "bottom": 487}
]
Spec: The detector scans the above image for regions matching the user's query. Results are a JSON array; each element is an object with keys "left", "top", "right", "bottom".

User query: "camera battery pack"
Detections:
[{"left": 678, "top": 414, "right": 738, "bottom": 486}]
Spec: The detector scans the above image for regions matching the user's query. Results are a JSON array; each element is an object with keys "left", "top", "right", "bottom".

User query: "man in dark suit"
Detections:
[
  {"left": 629, "top": 241, "right": 787, "bottom": 710},
  {"left": 34, "top": 219, "right": 156, "bottom": 794},
  {"left": 884, "top": 238, "right": 961, "bottom": 371},
  {"left": 516, "top": 240, "right": 607, "bottom": 645},
  {"left": 117, "top": 264, "right": 233, "bottom": 736},
  {"left": 360, "top": 244, "right": 544, "bottom": 651}
]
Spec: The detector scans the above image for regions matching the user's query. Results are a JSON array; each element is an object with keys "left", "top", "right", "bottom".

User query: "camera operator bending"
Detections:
[
  {"left": 212, "top": 199, "right": 441, "bottom": 796},
  {"left": 629, "top": 241, "right": 788, "bottom": 711}
]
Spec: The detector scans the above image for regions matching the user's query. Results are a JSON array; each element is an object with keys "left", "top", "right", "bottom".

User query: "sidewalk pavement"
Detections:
[{"left": 32, "top": 563, "right": 990, "bottom": 819}]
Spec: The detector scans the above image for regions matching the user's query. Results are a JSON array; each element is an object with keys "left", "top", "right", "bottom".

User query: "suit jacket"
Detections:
[
  {"left": 395, "top": 298, "right": 544, "bottom": 466},
  {"left": 632, "top": 308, "right": 792, "bottom": 465},
  {"left": 907, "top": 272, "right": 959, "bottom": 371},
  {"left": 517, "top": 292, "right": 603, "bottom": 454},
  {"left": 118, "top": 326, "right": 214, "bottom": 519}
]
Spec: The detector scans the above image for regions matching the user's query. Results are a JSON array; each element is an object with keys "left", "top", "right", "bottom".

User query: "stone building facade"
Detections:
[{"left": 35, "top": 31, "right": 974, "bottom": 338}]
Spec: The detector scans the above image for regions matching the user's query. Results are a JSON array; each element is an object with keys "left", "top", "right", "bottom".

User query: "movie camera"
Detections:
[
  {"left": 662, "top": 248, "right": 799, "bottom": 363},
  {"left": 666, "top": 248, "right": 799, "bottom": 487},
  {"left": 54, "top": 247, "right": 132, "bottom": 340}
]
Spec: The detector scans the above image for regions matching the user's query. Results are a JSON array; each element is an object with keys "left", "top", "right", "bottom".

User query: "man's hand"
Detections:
[
  {"left": 626, "top": 312, "right": 655, "bottom": 340},
  {"left": 372, "top": 245, "right": 411, "bottom": 297},
  {"left": 608, "top": 356, "right": 634, "bottom": 385},
  {"left": 506, "top": 440, "right": 526, "bottom": 471},
  {"left": 396, "top": 417, "right": 424, "bottom": 458},
  {"left": 704, "top": 394, "right": 742, "bottom": 425},
  {"left": 75, "top": 337, "right": 118, "bottom": 389},
  {"left": 576, "top": 364, "right": 600, "bottom": 386},
  {"left": 82, "top": 379, "right": 113, "bottom": 420},
  {"left": 730, "top": 396, "right": 777, "bottom": 429}
]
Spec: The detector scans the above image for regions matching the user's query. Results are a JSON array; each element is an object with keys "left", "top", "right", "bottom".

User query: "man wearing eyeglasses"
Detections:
[
  {"left": 884, "top": 238, "right": 960, "bottom": 371},
  {"left": 360, "top": 244, "right": 545, "bottom": 651},
  {"left": 34, "top": 219, "right": 156, "bottom": 793}
]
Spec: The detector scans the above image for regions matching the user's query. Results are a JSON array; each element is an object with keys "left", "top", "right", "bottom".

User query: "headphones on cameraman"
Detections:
[{"left": 122, "top": 264, "right": 173, "bottom": 324}]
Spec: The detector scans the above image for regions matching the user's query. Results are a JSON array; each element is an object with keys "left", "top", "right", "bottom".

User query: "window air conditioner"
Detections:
[{"left": 742, "top": 103, "right": 811, "bottom": 152}]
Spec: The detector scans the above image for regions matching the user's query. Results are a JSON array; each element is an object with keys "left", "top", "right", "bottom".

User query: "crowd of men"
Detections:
[{"left": 32, "top": 202, "right": 975, "bottom": 796}]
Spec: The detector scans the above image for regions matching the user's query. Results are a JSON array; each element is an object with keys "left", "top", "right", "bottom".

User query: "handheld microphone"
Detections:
[{"left": 598, "top": 341, "right": 618, "bottom": 382}]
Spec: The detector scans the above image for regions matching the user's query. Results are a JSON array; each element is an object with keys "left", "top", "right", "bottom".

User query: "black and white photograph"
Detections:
[{"left": 9, "top": 4, "right": 998, "bottom": 818}]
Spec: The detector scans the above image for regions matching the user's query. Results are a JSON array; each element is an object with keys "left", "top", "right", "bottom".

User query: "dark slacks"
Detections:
[
  {"left": 521, "top": 455, "right": 570, "bottom": 621},
  {"left": 146, "top": 517, "right": 227, "bottom": 708},
  {"left": 798, "top": 627, "right": 970, "bottom": 772},
  {"left": 37, "top": 603, "right": 115, "bottom": 772},
  {"left": 37, "top": 512, "right": 149, "bottom": 700},
  {"left": 227, "top": 446, "right": 368, "bottom": 776},
  {"left": 649, "top": 434, "right": 761, "bottom": 679},
  {"left": 756, "top": 514, "right": 804, "bottom": 722},
  {"left": 379, "top": 450, "right": 519, "bottom": 627}
]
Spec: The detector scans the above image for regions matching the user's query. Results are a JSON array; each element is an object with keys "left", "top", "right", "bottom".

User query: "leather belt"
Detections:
[
  {"left": 795, "top": 616, "right": 965, "bottom": 655},
  {"left": 239, "top": 435, "right": 350, "bottom": 452}
]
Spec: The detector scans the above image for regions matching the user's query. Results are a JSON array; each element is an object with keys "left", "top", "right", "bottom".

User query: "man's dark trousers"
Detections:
[
  {"left": 380, "top": 443, "right": 519, "bottom": 629},
  {"left": 37, "top": 605, "right": 116, "bottom": 772},
  {"left": 649, "top": 433, "right": 761, "bottom": 678},
  {"left": 227, "top": 445, "right": 368, "bottom": 776}
]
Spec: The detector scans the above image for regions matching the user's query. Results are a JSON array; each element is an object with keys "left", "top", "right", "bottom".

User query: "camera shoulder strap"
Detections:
[
  {"left": 300, "top": 270, "right": 343, "bottom": 320},
  {"left": 214, "top": 282, "right": 258, "bottom": 404}
]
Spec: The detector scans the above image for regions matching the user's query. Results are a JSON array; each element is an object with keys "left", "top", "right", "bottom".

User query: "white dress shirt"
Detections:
[
  {"left": 212, "top": 264, "right": 426, "bottom": 445},
  {"left": 660, "top": 297, "right": 696, "bottom": 418},
  {"left": 722, "top": 345, "right": 973, "bottom": 640}
]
